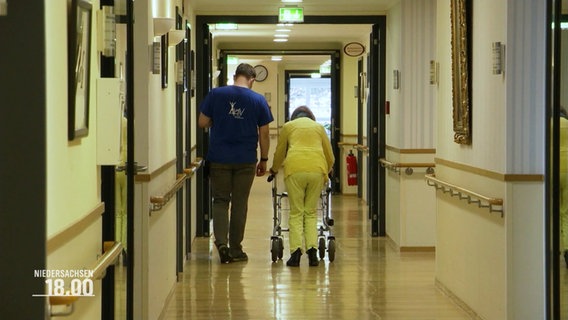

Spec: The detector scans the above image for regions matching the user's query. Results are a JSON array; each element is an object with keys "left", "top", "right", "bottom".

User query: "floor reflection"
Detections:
[{"left": 163, "top": 178, "right": 471, "bottom": 319}]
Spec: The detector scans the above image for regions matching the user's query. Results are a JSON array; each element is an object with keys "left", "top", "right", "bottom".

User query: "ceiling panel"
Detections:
[
  {"left": 190, "top": 0, "right": 399, "bottom": 15},
  {"left": 211, "top": 23, "right": 374, "bottom": 45}
]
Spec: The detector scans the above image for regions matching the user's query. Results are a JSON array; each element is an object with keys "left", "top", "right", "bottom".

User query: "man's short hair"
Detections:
[{"left": 235, "top": 63, "right": 256, "bottom": 80}]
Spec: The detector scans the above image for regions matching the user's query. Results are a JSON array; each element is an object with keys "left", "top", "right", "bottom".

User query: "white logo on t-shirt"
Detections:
[{"left": 228, "top": 101, "right": 245, "bottom": 119}]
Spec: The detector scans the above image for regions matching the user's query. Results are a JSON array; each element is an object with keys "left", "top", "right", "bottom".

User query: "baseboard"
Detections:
[
  {"left": 400, "top": 246, "right": 436, "bottom": 252},
  {"left": 158, "top": 283, "right": 178, "bottom": 320},
  {"left": 435, "top": 278, "right": 485, "bottom": 320},
  {"left": 385, "top": 234, "right": 436, "bottom": 252}
]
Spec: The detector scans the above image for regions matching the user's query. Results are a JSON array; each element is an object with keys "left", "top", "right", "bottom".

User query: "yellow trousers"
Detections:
[
  {"left": 115, "top": 171, "right": 127, "bottom": 250},
  {"left": 284, "top": 172, "right": 325, "bottom": 253},
  {"left": 561, "top": 172, "right": 568, "bottom": 251}
]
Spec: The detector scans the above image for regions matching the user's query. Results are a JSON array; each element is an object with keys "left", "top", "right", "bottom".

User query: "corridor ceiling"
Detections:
[
  {"left": 190, "top": 0, "right": 398, "bottom": 45},
  {"left": 190, "top": 0, "right": 399, "bottom": 15}
]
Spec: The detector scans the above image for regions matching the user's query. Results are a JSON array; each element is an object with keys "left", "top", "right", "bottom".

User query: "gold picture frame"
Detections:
[{"left": 450, "top": 0, "right": 472, "bottom": 144}]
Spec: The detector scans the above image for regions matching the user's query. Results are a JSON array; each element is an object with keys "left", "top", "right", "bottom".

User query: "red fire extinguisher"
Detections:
[{"left": 346, "top": 150, "right": 358, "bottom": 186}]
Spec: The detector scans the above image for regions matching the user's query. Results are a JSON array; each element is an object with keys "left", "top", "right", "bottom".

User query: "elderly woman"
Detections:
[{"left": 270, "top": 106, "right": 335, "bottom": 267}]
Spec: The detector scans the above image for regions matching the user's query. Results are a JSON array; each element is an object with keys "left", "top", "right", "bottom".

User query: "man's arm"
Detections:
[
  {"left": 198, "top": 112, "right": 212, "bottom": 128},
  {"left": 256, "top": 124, "right": 270, "bottom": 176}
]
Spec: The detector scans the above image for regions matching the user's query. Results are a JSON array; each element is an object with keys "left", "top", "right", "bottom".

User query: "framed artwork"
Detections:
[
  {"left": 450, "top": 0, "right": 472, "bottom": 144},
  {"left": 190, "top": 49, "right": 195, "bottom": 97},
  {"left": 161, "top": 33, "right": 168, "bottom": 89},
  {"left": 68, "top": 0, "right": 92, "bottom": 140}
]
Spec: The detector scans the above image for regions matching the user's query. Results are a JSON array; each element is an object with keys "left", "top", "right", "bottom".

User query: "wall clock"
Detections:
[{"left": 254, "top": 65, "right": 268, "bottom": 82}]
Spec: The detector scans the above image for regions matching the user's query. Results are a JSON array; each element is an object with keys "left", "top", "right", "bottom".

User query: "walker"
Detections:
[{"left": 267, "top": 174, "right": 336, "bottom": 262}]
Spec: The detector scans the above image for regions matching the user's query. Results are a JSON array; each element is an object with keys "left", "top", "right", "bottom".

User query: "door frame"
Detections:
[
  {"left": 546, "top": 1, "right": 566, "bottom": 318},
  {"left": 196, "top": 15, "right": 386, "bottom": 237},
  {"left": 284, "top": 69, "right": 340, "bottom": 191},
  {"left": 214, "top": 52, "right": 340, "bottom": 191},
  {"left": 0, "top": 2, "right": 47, "bottom": 318}
]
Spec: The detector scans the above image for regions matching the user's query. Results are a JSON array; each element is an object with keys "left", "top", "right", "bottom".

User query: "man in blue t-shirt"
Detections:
[{"left": 198, "top": 63, "right": 273, "bottom": 263}]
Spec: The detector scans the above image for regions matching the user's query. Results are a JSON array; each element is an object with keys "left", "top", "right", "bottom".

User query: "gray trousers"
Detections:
[{"left": 209, "top": 162, "right": 256, "bottom": 255}]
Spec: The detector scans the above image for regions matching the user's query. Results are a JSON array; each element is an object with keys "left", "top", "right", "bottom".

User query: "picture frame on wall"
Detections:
[
  {"left": 190, "top": 49, "right": 195, "bottom": 97},
  {"left": 450, "top": 0, "right": 472, "bottom": 145},
  {"left": 68, "top": 0, "right": 92, "bottom": 141},
  {"left": 161, "top": 33, "right": 168, "bottom": 89}
]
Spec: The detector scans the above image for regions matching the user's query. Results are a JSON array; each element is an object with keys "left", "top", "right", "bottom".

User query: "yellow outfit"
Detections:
[
  {"left": 271, "top": 117, "right": 335, "bottom": 253},
  {"left": 116, "top": 116, "right": 128, "bottom": 251},
  {"left": 560, "top": 117, "right": 568, "bottom": 252}
]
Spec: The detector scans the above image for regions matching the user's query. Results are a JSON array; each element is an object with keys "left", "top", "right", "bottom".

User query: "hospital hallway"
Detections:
[{"left": 161, "top": 176, "right": 472, "bottom": 319}]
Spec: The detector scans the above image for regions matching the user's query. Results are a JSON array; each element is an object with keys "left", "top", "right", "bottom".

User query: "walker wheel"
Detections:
[
  {"left": 277, "top": 237, "right": 284, "bottom": 259},
  {"left": 327, "top": 239, "right": 336, "bottom": 262},
  {"left": 318, "top": 237, "right": 326, "bottom": 260},
  {"left": 271, "top": 238, "right": 279, "bottom": 262}
]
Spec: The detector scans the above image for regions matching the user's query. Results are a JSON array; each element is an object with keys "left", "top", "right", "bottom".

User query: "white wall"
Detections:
[
  {"left": 384, "top": 0, "right": 437, "bottom": 249},
  {"left": 132, "top": 0, "right": 195, "bottom": 318},
  {"left": 435, "top": 0, "right": 547, "bottom": 319},
  {"left": 400, "top": 0, "right": 437, "bottom": 149},
  {"left": 46, "top": 1, "right": 101, "bottom": 238},
  {"left": 505, "top": 1, "right": 547, "bottom": 318},
  {"left": 46, "top": 1, "right": 103, "bottom": 319},
  {"left": 386, "top": 2, "right": 402, "bottom": 148},
  {"left": 341, "top": 55, "right": 361, "bottom": 195},
  {"left": 436, "top": 0, "right": 508, "bottom": 173}
]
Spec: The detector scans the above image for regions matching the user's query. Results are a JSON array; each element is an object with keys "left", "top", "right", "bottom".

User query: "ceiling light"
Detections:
[
  {"left": 215, "top": 23, "right": 238, "bottom": 30},
  {"left": 273, "top": 38, "right": 288, "bottom": 42},
  {"left": 274, "top": 34, "right": 289, "bottom": 38},
  {"left": 227, "top": 56, "right": 239, "bottom": 65},
  {"left": 277, "top": 23, "right": 294, "bottom": 27},
  {"left": 275, "top": 29, "right": 291, "bottom": 32},
  {"left": 271, "top": 56, "right": 283, "bottom": 61},
  {"left": 320, "top": 64, "right": 331, "bottom": 74},
  {"left": 281, "top": 0, "right": 303, "bottom": 3},
  {"left": 278, "top": 7, "right": 304, "bottom": 23}
]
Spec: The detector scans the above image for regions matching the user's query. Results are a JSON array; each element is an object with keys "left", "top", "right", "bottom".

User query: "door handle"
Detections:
[{"left": 116, "top": 162, "right": 148, "bottom": 174}]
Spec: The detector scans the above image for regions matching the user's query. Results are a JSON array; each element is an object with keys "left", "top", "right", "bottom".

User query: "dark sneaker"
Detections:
[
  {"left": 218, "top": 245, "right": 232, "bottom": 264},
  {"left": 231, "top": 251, "right": 248, "bottom": 262},
  {"left": 306, "top": 248, "right": 319, "bottom": 267},
  {"left": 286, "top": 248, "right": 302, "bottom": 267}
]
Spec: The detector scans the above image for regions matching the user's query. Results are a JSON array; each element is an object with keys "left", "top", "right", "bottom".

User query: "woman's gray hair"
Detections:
[{"left": 290, "top": 106, "right": 315, "bottom": 121}]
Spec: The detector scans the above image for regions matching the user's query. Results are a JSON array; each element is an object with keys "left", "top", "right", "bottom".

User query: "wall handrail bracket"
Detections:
[
  {"left": 379, "top": 158, "right": 435, "bottom": 175},
  {"left": 425, "top": 174, "right": 503, "bottom": 217}
]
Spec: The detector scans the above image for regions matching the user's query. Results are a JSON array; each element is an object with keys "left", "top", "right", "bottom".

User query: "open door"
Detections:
[
  {"left": 367, "top": 22, "right": 387, "bottom": 237},
  {"left": 100, "top": 1, "right": 136, "bottom": 319}
]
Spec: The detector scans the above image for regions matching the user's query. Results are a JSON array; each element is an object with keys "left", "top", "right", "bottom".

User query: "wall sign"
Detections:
[{"left": 343, "top": 42, "right": 365, "bottom": 57}]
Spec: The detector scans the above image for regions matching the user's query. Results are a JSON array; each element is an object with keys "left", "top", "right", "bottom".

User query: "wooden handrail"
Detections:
[
  {"left": 338, "top": 142, "right": 369, "bottom": 153},
  {"left": 150, "top": 174, "right": 187, "bottom": 212},
  {"left": 92, "top": 241, "right": 123, "bottom": 279},
  {"left": 353, "top": 144, "right": 369, "bottom": 153},
  {"left": 425, "top": 174, "right": 504, "bottom": 216},
  {"left": 379, "top": 158, "right": 435, "bottom": 175},
  {"left": 150, "top": 158, "right": 203, "bottom": 213},
  {"left": 49, "top": 296, "right": 79, "bottom": 306},
  {"left": 183, "top": 157, "right": 203, "bottom": 177},
  {"left": 48, "top": 241, "right": 123, "bottom": 316}
]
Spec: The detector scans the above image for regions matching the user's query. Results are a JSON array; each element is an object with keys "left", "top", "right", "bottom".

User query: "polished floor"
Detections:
[{"left": 162, "top": 177, "right": 474, "bottom": 320}]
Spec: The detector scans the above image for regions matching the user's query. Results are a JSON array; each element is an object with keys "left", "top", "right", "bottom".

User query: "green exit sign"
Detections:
[{"left": 279, "top": 7, "right": 304, "bottom": 23}]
